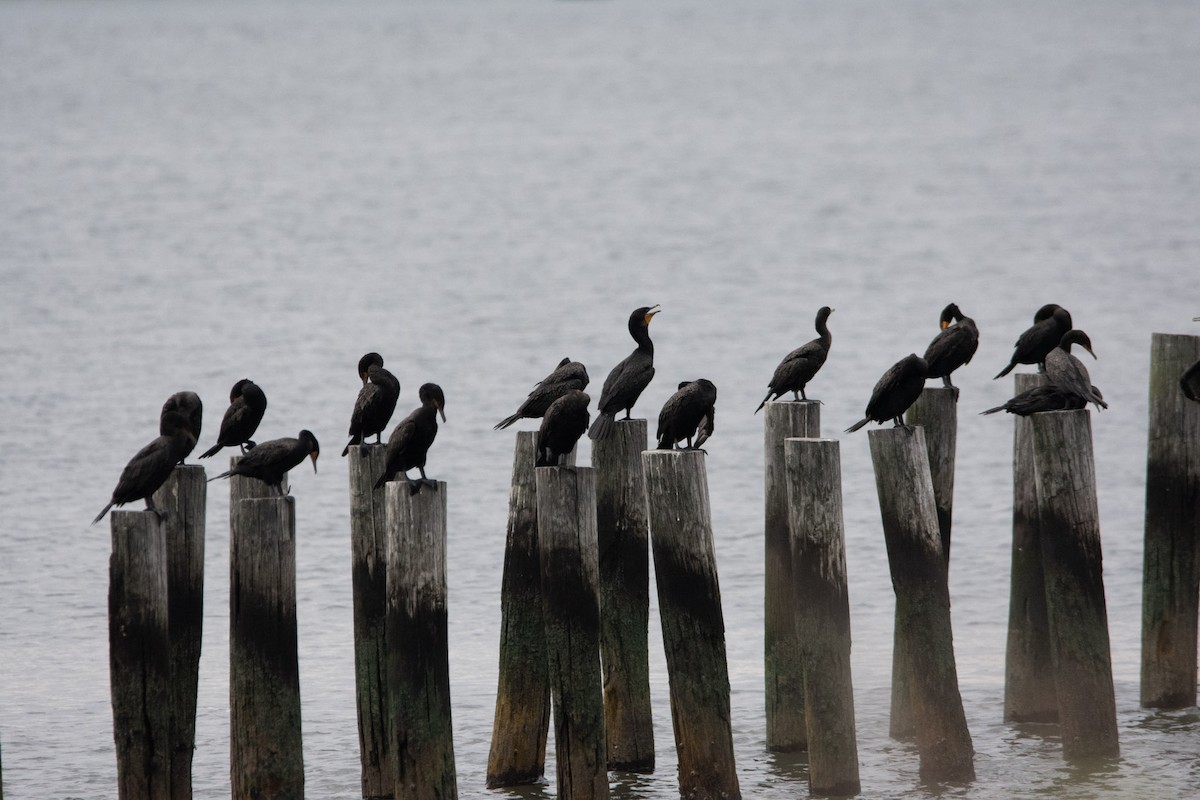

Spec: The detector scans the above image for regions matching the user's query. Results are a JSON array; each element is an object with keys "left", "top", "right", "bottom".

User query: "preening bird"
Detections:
[
  {"left": 845, "top": 354, "right": 928, "bottom": 432},
  {"left": 342, "top": 353, "right": 401, "bottom": 456},
  {"left": 208, "top": 430, "right": 320, "bottom": 495},
  {"left": 588, "top": 306, "right": 660, "bottom": 440},
  {"left": 160, "top": 390, "right": 203, "bottom": 463},
  {"left": 375, "top": 383, "right": 446, "bottom": 494},
  {"left": 1044, "top": 329, "right": 1107, "bottom": 410},
  {"left": 923, "top": 303, "right": 979, "bottom": 395},
  {"left": 980, "top": 383, "right": 1089, "bottom": 416},
  {"left": 994, "top": 304, "right": 1072, "bottom": 379},
  {"left": 657, "top": 379, "right": 718, "bottom": 450},
  {"left": 755, "top": 306, "right": 832, "bottom": 412},
  {"left": 495, "top": 357, "right": 589, "bottom": 430},
  {"left": 535, "top": 390, "right": 591, "bottom": 466},
  {"left": 199, "top": 379, "right": 267, "bottom": 459},
  {"left": 93, "top": 410, "right": 198, "bottom": 524}
]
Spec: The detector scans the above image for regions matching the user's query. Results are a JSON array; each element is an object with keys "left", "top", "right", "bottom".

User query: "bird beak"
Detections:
[
  {"left": 310, "top": 451, "right": 319, "bottom": 473},
  {"left": 436, "top": 400, "right": 446, "bottom": 423},
  {"left": 940, "top": 320, "right": 951, "bottom": 330},
  {"left": 1084, "top": 345, "right": 1098, "bottom": 360},
  {"left": 645, "top": 305, "right": 661, "bottom": 324}
]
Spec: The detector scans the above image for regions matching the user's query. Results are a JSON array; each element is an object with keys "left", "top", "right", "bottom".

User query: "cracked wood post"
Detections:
[
  {"left": 152, "top": 465, "right": 206, "bottom": 800},
  {"left": 643, "top": 449, "right": 741, "bottom": 800},
  {"left": 592, "top": 418, "right": 654, "bottom": 772},
  {"left": 868, "top": 426, "right": 974, "bottom": 783},
  {"left": 1004, "top": 373, "right": 1058, "bottom": 723},
  {"left": 763, "top": 400, "right": 819, "bottom": 753},
  {"left": 535, "top": 466, "right": 609, "bottom": 800},
  {"left": 1141, "top": 333, "right": 1200, "bottom": 709},
  {"left": 109, "top": 511, "right": 172, "bottom": 800},
  {"left": 1030, "top": 410, "right": 1119, "bottom": 759},
  {"left": 230, "top": 496, "right": 304, "bottom": 800},
  {"left": 785, "top": 437, "right": 860, "bottom": 796},
  {"left": 385, "top": 481, "right": 457, "bottom": 800},
  {"left": 348, "top": 444, "right": 396, "bottom": 798}
]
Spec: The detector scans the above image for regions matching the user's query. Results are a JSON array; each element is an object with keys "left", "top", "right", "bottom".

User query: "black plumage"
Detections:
[
  {"left": 375, "top": 383, "right": 446, "bottom": 494},
  {"left": 657, "top": 379, "right": 718, "bottom": 450},
  {"left": 93, "top": 410, "right": 197, "bottom": 524},
  {"left": 208, "top": 430, "right": 320, "bottom": 495},
  {"left": 495, "top": 357, "right": 590, "bottom": 430},
  {"left": 199, "top": 379, "right": 268, "bottom": 459},
  {"left": 755, "top": 306, "right": 832, "bottom": 412},
  {"left": 1045, "top": 329, "right": 1107, "bottom": 410},
  {"left": 845, "top": 354, "right": 929, "bottom": 432},
  {"left": 342, "top": 353, "right": 401, "bottom": 456},
  {"left": 589, "top": 306, "right": 660, "bottom": 440},
  {"left": 994, "top": 304, "right": 1073, "bottom": 379},
  {"left": 161, "top": 390, "right": 203, "bottom": 463},
  {"left": 536, "top": 390, "right": 591, "bottom": 466},
  {"left": 1182, "top": 360, "right": 1200, "bottom": 403},
  {"left": 980, "top": 384, "right": 1089, "bottom": 416},
  {"left": 923, "top": 303, "right": 979, "bottom": 394}
]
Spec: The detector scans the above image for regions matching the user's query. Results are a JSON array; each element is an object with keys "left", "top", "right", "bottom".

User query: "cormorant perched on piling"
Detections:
[
  {"left": 161, "top": 391, "right": 203, "bottom": 463},
  {"left": 980, "top": 384, "right": 1090, "bottom": 416},
  {"left": 535, "top": 390, "right": 591, "bottom": 466},
  {"left": 755, "top": 306, "right": 832, "bottom": 412},
  {"left": 199, "top": 379, "right": 268, "bottom": 459},
  {"left": 208, "top": 430, "right": 320, "bottom": 495},
  {"left": 93, "top": 411, "right": 198, "bottom": 524},
  {"left": 657, "top": 379, "right": 718, "bottom": 450},
  {"left": 923, "top": 303, "right": 979, "bottom": 396},
  {"left": 1045, "top": 330, "right": 1108, "bottom": 410},
  {"left": 845, "top": 354, "right": 929, "bottom": 432},
  {"left": 342, "top": 353, "right": 401, "bottom": 456},
  {"left": 588, "top": 306, "right": 660, "bottom": 440},
  {"left": 994, "top": 304, "right": 1073, "bottom": 379},
  {"left": 375, "top": 383, "right": 446, "bottom": 494},
  {"left": 495, "top": 357, "right": 589, "bottom": 430}
]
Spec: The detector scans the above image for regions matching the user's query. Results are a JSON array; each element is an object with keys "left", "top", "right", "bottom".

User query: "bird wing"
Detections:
[{"left": 599, "top": 354, "right": 654, "bottom": 414}]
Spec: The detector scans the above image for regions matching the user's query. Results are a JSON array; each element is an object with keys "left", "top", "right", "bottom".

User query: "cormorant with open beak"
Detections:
[{"left": 589, "top": 305, "right": 659, "bottom": 440}]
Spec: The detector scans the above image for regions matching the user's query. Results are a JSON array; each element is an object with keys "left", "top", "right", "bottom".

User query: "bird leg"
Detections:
[
  {"left": 942, "top": 376, "right": 960, "bottom": 401},
  {"left": 239, "top": 443, "right": 247, "bottom": 454},
  {"left": 419, "top": 467, "right": 438, "bottom": 490},
  {"left": 406, "top": 475, "right": 423, "bottom": 496},
  {"left": 144, "top": 496, "right": 168, "bottom": 523}
]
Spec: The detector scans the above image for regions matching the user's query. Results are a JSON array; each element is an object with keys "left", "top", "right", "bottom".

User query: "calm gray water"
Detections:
[{"left": 2, "top": 1, "right": 1199, "bottom": 797}]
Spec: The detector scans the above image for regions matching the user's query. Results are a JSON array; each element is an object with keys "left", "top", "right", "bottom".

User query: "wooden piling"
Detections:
[
  {"left": 592, "top": 419, "right": 655, "bottom": 772},
  {"left": 1141, "top": 333, "right": 1200, "bottom": 709},
  {"left": 152, "top": 465, "right": 206, "bottom": 800},
  {"left": 785, "top": 438, "right": 860, "bottom": 797},
  {"left": 1030, "top": 410, "right": 1119, "bottom": 759},
  {"left": 535, "top": 466, "right": 609, "bottom": 800},
  {"left": 487, "top": 433, "right": 552, "bottom": 787},
  {"left": 385, "top": 481, "right": 457, "bottom": 800},
  {"left": 229, "top": 454, "right": 285, "bottom": 525},
  {"left": 904, "top": 386, "right": 957, "bottom": 561},
  {"left": 1004, "top": 373, "right": 1058, "bottom": 723},
  {"left": 868, "top": 427, "right": 975, "bottom": 783},
  {"left": 763, "top": 401, "right": 819, "bottom": 753},
  {"left": 348, "top": 445, "right": 395, "bottom": 798},
  {"left": 109, "top": 511, "right": 172, "bottom": 800},
  {"left": 230, "top": 497, "right": 304, "bottom": 800},
  {"left": 643, "top": 450, "right": 741, "bottom": 800}
]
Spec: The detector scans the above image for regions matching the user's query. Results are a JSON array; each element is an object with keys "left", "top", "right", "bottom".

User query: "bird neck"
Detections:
[
  {"left": 630, "top": 323, "right": 654, "bottom": 353},
  {"left": 815, "top": 315, "right": 831, "bottom": 344}
]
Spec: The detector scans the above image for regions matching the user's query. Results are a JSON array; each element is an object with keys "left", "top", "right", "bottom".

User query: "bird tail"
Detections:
[
  {"left": 993, "top": 362, "right": 1016, "bottom": 380},
  {"left": 207, "top": 470, "right": 233, "bottom": 483},
  {"left": 198, "top": 442, "right": 224, "bottom": 459},
  {"left": 754, "top": 392, "right": 771, "bottom": 414},
  {"left": 979, "top": 405, "right": 1005, "bottom": 415},
  {"left": 844, "top": 417, "right": 871, "bottom": 433},
  {"left": 373, "top": 471, "right": 390, "bottom": 490},
  {"left": 92, "top": 502, "right": 115, "bottom": 525},
  {"left": 588, "top": 412, "right": 616, "bottom": 440},
  {"left": 341, "top": 435, "right": 361, "bottom": 457},
  {"left": 494, "top": 413, "right": 521, "bottom": 431}
]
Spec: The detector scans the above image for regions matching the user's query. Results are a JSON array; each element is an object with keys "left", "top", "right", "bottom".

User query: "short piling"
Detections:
[
  {"left": 1030, "top": 410, "right": 1119, "bottom": 759},
  {"left": 868, "top": 427, "right": 975, "bottom": 783},
  {"left": 535, "top": 466, "right": 609, "bottom": 800},
  {"left": 109, "top": 511, "right": 172, "bottom": 800},
  {"left": 1141, "top": 333, "right": 1200, "bottom": 709},
  {"left": 230, "top": 497, "right": 304, "bottom": 800},
  {"left": 763, "top": 400, "right": 819, "bottom": 753},
  {"left": 385, "top": 481, "right": 457, "bottom": 799},
  {"left": 785, "top": 438, "right": 860, "bottom": 797},
  {"left": 592, "top": 418, "right": 655, "bottom": 772},
  {"left": 487, "top": 433, "right": 553, "bottom": 787},
  {"left": 643, "top": 449, "right": 741, "bottom": 800}
]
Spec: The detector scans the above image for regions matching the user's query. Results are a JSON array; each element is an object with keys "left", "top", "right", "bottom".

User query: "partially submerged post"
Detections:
[
  {"left": 643, "top": 449, "right": 741, "bottom": 800},
  {"left": 535, "top": 466, "right": 609, "bottom": 800},
  {"left": 763, "top": 400, "right": 819, "bottom": 752},
  {"left": 348, "top": 444, "right": 395, "bottom": 798},
  {"left": 230, "top": 497, "right": 304, "bottom": 800},
  {"left": 785, "top": 437, "right": 860, "bottom": 796},
  {"left": 868, "top": 427, "right": 974, "bottom": 783},
  {"left": 385, "top": 481, "right": 457, "bottom": 799},
  {"left": 1030, "top": 410, "right": 1119, "bottom": 759},
  {"left": 592, "top": 419, "right": 654, "bottom": 772},
  {"left": 1141, "top": 333, "right": 1200, "bottom": 709},
  {"left": 109, "top": 511, "right": 172, "bottom": 800}
]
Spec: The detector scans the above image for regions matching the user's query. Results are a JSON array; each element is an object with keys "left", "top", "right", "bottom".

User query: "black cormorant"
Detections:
[
  {"left": 755, "top": 306, "right": 832, "bottom": 412},
  {"left": 342, "top": 353, "right": 402, "bottom": 456},
  {"left": 199, "top": 379, "right": 268, "bottom": 459},
  {"left": 980, "top": 384, "right": 1089, "bottom": 416},
  {"left": 161, "top": 391, "right": 202, "bottom": 463},
  {"left": 536, "top": 390, "right": 591, "bottom": 466},
  {"left": 495, "top": 357, "right": 589, "bottom": 430},
  {"left": 375, "top": 383, "right": 446, "bottom": 494},
  {"left": 1182, "top": 360, "right": 1200, "bottom": 403},
  {"left": 845, "top": 354, "right": 929, "bottom": 432},
  {"left": 923, "top": 303, "right": 979, "bottom": 395},
  {"left": 208, "top": 430, "right": 320, "bottom": 495},
  {"left": 93, "top": 410, "right": 198, "bottom": 524},
  {"left": 588, "top": 306, "right": 660, "bottom": 440},
  {"left": 1045, "top": 329, "right": 1107, "bottom": 410},
  {"left": 994, "top": 304, "right": 1072, "bottom": 379},
  {"left": 657, "top": 379, "right": 718, "bottom": 450}
]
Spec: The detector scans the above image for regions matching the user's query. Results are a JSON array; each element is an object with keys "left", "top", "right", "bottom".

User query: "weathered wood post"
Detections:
[
  {"left": 763, "top": 400, "right": 819, "bottom": 752},
  {"left": 229, "top": 455, "right": 284, "bottom": 521},
  {"left": 868, "top": 427, "right": 975, "bottom": 783},
  {"left": 1141, "top": 333, "right": 1200, "bottom": 709},
  {"left": 904, "top": 386, "right": 957, "bottom": 561},
  {"left": 592, "top": 419, "right": 655, "bottom": 772},
  {"left": 348, "top": 444, "right": 395, "bottom": 798},
  {"left": 230, "top": 496, "right": 304, "bottom": 800},
  {"left": 1030, "top": 410, "right": 1120, "bottom": 759},
  {"left": 109, "top": 511, "right": 172, "bottom": 800},
  {"left": 785, "top": 437, "right": 860, "bottom": 796},
  {"left": 535, "top": 466, "right": 609, "bottom": 800},
  {"left": 487, "top": 433, "right": 552, "bottom": 787},
  {"left": 1004, "top": 374, "right": 1058, "bottom": 723},
  {"left": 643, "top": 450, "right": 741, "bottom": 800},
  {"left": 152, "top": 465, "right": 206, "bottom": 800}
]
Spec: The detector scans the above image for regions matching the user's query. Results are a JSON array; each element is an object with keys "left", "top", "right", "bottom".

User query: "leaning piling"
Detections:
[{"left": 904, "top": 386, "right": 957, "bottom": 561}]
